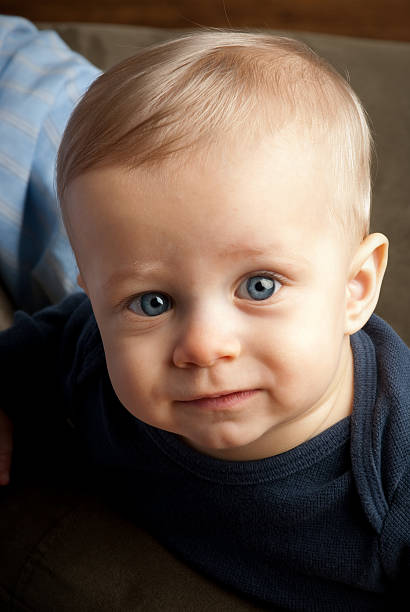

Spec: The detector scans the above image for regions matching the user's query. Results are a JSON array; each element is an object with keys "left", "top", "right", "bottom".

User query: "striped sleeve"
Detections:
[{"left": 0, "top": 16, "right": 101, "bottom": 311}]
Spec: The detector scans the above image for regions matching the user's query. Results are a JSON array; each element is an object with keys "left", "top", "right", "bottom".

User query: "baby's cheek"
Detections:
[
  {"left": 105, "top": 347, "right": 141, "bottom": 403},
  {"left": 109, "top": 344, "right": 169, "bottom": 421},
  {"left": 262, "top": 326, "right": 338, "bottom": 400}
]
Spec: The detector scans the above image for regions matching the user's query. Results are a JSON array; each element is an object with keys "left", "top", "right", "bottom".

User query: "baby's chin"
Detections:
[
  {"left": 178, "top": 423, "right": 270, "bottom": 460},
  {"left": 123, "top": 405, "right": 272, "bottom": 460}
]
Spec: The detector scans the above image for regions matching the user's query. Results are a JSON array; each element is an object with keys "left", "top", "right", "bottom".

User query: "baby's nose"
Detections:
[{"left": 172, "top": 312, "right": 241, "bottom": 368}]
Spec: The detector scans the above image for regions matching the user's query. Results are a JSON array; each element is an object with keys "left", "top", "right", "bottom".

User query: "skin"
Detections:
[{"left": 0, "top": 130, "right": 388, "bottom": 476}]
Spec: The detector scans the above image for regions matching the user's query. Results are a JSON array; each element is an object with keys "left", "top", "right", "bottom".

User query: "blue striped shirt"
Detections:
[{"left": 0, "top": 15, "right": 100, "bottom": 311}]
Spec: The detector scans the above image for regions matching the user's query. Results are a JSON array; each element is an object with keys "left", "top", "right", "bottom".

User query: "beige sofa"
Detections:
[{"left": 0, "top": 22, "right": 409, "bottom": 612}]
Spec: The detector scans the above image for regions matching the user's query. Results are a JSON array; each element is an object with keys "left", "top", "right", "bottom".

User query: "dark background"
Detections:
[{"left": 2, "top": 0, "right": 410, "bottom": 41}]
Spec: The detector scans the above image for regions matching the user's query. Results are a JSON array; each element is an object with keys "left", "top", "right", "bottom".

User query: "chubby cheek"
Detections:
[
  {"left": 260, "top": 305, "right": 345, "bottom": 407},
  {"left": 102, "top": 336, "right": 166, "bottom": 424}
]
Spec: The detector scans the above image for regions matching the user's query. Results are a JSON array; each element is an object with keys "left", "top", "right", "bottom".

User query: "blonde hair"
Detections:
[{"left": 57, "top": 29, "right": 372, "bottom": 245}]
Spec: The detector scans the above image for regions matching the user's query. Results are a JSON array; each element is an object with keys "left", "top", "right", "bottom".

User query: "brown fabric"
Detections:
[{"left": 0, "top": 476, "right": 265, "bottom": 611}]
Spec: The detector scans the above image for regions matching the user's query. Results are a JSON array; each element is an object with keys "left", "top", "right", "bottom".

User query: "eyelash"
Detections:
[{"left": 124, "top": 272, "right": 285, "bottom": 318}]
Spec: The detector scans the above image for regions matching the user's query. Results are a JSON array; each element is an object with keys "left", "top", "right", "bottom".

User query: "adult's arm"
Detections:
[
  {"left": 0, "top": 16, "right": 101, "bottom": 312},
  {"left": 0, "top": 292, "right": 91, "bottom": 484}
]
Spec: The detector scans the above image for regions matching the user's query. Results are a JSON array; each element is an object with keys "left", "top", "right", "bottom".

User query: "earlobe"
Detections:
[{"left": 345, "top": 233, "right": 389, "bottom": 335}]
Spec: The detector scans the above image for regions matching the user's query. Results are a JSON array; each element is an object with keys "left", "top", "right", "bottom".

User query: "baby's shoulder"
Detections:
[
  {"left": 363, "top": 314, "right": 409, "bottom": 393},
  {"left": 350, "top": 314, "right": 409, "bottom": 532}
]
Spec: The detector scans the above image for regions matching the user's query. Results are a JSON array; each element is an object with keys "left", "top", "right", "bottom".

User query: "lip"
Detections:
[{"left": 178, "top": 389, "right": 260, "bottom": 411}]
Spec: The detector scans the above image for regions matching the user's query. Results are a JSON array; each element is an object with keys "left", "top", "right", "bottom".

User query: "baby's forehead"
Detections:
[
  {"left": 68, "top": 131, "right": 334, "bottom": 234},
  {"left": 66, "top": 155, "right": 356, "bottom": 300},
  {"left": 78, "top": 141, "right": 327, "bottom": 223}
]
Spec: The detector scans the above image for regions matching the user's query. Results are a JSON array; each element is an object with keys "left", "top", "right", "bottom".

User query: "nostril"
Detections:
[{"left": 172, "top": 333, "right": 241, "bottom": 369}]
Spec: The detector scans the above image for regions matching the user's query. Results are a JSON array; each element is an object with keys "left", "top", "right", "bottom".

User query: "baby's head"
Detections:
[
  {"left": 57, "top": 31, "right": 388, "bottom": 460},
  {"left": 58, "top": 30, "right": 373, "bottom": 248}
]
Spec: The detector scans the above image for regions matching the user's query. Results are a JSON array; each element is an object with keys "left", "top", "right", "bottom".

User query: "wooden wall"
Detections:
[{"left": 2, "top": 0, "right": 410, "bottom": 42}]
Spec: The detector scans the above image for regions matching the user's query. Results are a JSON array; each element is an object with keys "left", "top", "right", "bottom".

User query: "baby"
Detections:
[{"left": 1, "top": 29, "right": 409, "bottom": 610}]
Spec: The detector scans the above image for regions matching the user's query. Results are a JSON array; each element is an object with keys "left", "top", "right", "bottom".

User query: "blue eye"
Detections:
[
  {"left": 128, "top": 292, "right": 171, "bottom": 317},
  {"left": 239, "top": 275, "right": 280, "bottom": 301},
  {"left": 127, "top": 273, "right": 280, "bottom": 316}
]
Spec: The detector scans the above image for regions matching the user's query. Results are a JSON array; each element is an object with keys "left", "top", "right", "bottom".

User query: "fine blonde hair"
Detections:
[{"left": 57, "top": 29, "right": 373, "bottom": 245}]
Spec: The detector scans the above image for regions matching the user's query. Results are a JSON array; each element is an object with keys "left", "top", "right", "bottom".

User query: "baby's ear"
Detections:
[{"left": 345, "top": 233, "right": 389, "bottom": 335}]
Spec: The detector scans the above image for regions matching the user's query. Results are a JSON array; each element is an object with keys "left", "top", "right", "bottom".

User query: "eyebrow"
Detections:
[{"left": 103, "top": 243, "right": 308, "bottom": 290}]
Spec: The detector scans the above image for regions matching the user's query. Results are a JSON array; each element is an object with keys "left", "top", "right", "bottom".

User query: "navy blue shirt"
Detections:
[{"left": 2, "top": 293, "right": 410, "bottom": 610}]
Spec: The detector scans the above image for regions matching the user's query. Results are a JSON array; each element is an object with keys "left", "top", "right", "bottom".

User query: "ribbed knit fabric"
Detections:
[{"left": 1, "top": 292, "right": 409, "bottom": 610}]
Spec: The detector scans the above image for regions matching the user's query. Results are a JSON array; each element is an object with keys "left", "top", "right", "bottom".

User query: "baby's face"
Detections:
[{"left": 66, "top": 132, "right": 355, "bottom": 460}]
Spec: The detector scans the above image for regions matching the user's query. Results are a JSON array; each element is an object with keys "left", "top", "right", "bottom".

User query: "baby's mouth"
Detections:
[{"left": 177, "top": 389, "right": 260, "bottom": 411}]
